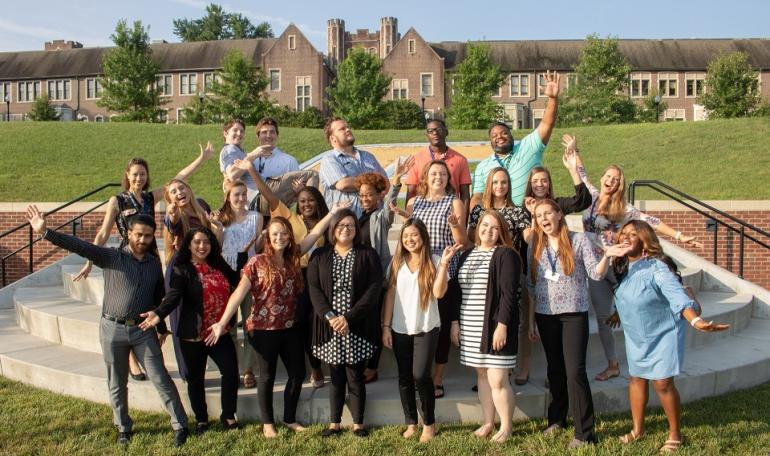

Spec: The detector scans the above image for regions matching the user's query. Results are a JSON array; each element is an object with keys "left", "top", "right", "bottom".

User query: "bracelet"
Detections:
[
  {"left": 439, "top": 262, "right": 449, "bottom": 267},
  {"left": 382, "top": 324, "right": 391, "bottom": 329},
  {"left": 690, "top": 316, "right": 703, "bottom": 327},
  {"left": 675, "top": 231, "right": 682, "bottom": 241}
]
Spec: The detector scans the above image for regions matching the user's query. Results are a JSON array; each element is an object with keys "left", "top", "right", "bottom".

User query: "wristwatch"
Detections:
[{"left": 324, "top": 311, "right": 336, "bottom": 321}]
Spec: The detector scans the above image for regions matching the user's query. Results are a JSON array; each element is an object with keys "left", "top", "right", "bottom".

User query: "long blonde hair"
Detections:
[
  {"left": 596, "top": 165, "right": 626, "bottom": 223},
  {"left": 163, "top": 179, "right": 211, "bottom": 263},
  {"left": 481, "top": 167, "right": 514, "bottom": 210},
  {"left": 389, "top": 218, "right": 436, "bottom": 311},
  {"left": 529, "top": 199, "right": 575, "bottom": 284}
]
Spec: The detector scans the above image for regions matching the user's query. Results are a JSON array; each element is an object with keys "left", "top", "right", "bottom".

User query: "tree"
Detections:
[
  {"left": 173, "top": 3, "right": 273, "bottom": 42},
  {"left": 636, "top": 90, "right": 668, "bottom": 123},
  {"left": 326, "top": 48, "right": 391, "bottom": 128},
  {"left": 446, "top": 43, "right": 504, "bottom": 129},
  {"left": 381, "top": 99, "right": 424, "bottom": 129},
  {"left": 205, "top": 50, "right": 270, "bottom": 123},
  {"left": 560, "top": 34, "right": 636, "bottom": 126},
  {"left": 27, "top": 96, "right": 59, "bottom": 121},
  {"left": 98, "top": 20, "right": 166, "bottom": 122},
  {"left": 699, "top": 51, "right": 761, "bottom": 118}
]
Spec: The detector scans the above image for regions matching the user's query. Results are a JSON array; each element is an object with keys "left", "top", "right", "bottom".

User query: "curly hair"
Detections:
[{"left": 356, "top": 172, "right": 389, "bottom": 193}]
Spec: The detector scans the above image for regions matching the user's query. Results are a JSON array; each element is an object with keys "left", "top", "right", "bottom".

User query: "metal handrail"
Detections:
[
  {"left": 628, "top": 179, "right": 770, "bottom": 279},
  {"left": 1, "top": 183, "right": 121, "bottom": 287}
]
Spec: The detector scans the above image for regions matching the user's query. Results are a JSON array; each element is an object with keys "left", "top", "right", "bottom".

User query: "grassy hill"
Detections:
[{"left": 0, "top": 118, "right": 768, "bottom": 203}]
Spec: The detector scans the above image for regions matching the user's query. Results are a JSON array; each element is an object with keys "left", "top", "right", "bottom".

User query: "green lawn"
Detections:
[
  {"left": 1, "top": 118, "right": 769, "bottom": 203},
  {"left": 0, "top": 376, "right": 768, "bottom": 455}
]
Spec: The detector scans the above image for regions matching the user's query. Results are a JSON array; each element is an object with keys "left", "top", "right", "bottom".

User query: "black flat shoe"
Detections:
[
  {"left": 321, "top": 428, "right": 342, "bottom": 438},
  {"left": 174, "top": 428, "right": 189, "bottom": 447},
  {"left": 130, "top": 371, "right": 146, "bottom": 381},
  {"left": 352, "top": 428, "right": 369, "bottom": 437},
  {"left": 220, "top": 418, "right": 239, "bottom": 430},
  {"left": 194, "top": 422, "right": 209, "bottom": 435},
  {"left": 514, "top": 374, "right": 529, "bottom": 386}
]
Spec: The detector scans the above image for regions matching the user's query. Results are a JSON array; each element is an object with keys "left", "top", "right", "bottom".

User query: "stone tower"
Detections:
[
  {"left": 379, "top": 17, "right": 398, "bottom": 58},
  {"left": 327, "top": 18, "right": 346, "bottom": 65}
]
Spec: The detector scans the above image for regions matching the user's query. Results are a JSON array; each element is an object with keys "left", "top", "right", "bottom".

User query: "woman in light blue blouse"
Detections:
[
  {"left": 526, "top": 199, "right": 627, "bottom": 448},
  {"left": 612, "top": 220, "right": 728, "bottom": 453}
]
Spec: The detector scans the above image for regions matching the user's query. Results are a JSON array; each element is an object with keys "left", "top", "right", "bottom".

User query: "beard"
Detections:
[
  {"left": 339, "top": 135, "right": 355, "bottom": 147},
  {"left": 492, "top": 141, "right": 513, "bottom": 154}
]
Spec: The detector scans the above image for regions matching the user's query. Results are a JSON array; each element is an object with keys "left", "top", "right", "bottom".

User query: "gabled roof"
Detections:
[
  {"left": 0, "top": 38, "right": 276, "bottom": 79},
  {"left": 431, "top": 39, "right": 770, "bottom": 72}
]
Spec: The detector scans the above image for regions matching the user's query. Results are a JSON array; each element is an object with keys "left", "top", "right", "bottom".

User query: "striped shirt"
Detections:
[
  {"left": 318, "top": 147, "right": 387, "bottom": 216},
  {"left": 44, "top": 230, "right": 165, "bottom": 320},
  {"left": 471, "top": 129, "right": 545, "bottom": 205}
]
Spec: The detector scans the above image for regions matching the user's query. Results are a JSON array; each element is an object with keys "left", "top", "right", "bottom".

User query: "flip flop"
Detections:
[
  {"left": 659, "top": 439, "right": 682, "bottom": 453},
  {"left": 594, "top": 366, "right": 620, "bottom": 381},
  {"left": 434, "top": 384, "right": 445, "bottom": 398}
]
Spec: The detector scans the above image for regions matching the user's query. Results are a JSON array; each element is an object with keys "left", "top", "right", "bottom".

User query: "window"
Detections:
[
  {"left": 392, "top": 79, "right": 408, "bottom": 100},
  {"left": 203, "top": 73, "right": 220, "bottom": 94},
  {"left": 179, "top": 73, "right": 197, "bottom": 96},
  {"left": 493, "top": 83, "right": 502, "bottom": 97},
  {"left": 86, "top": 78, "right": 102, "bottom": 99},
  {"left": 685, "top": 73, "right": 705, "bottom": 98},
  {"left": 509, "top": 74, "right": 529, "bottom": 97},
  {"left": 288, "top": 35, "right": 296, "bottom": 50},
  {"left": 295, "top": 76, "right": 311, "bottom": 111},
  {"left": 158, "top": 109, "right": 168, "bottom": 123},
  {"left": 17, "top": 81, "right": 40, "bottom": 102},
  {"left": 658, "top": 73, "right": 678, "bottom": 98},
  {"left": 155, "top": 74, "right": 172, "bottom": 96},
  {"left": 0, "top": 82, "right": 10, "bottom": 103},
  {"left": 538, "top": 73, "right": 549, "bottom": 97},
  {"left": 664, "top": 108, "right": 685, "bottom": 121},
  {"left": 532, "top": 109, "right": 545, "bottom": 129},
  {"left": 269, "top": 69, "right": 280, "bottom": 91},
  {"left": 47, "top": 79, "right": 71, "bottom": 100},
  {"left": 94, "top": 115, "right": 104, "bottom": 122},
  {"left": 408, "top": 39, "right": 416, "bottom": 54},
  {"left": 630, "top": 73, "right": 651, "bottom": 98},
  {"left": 420, "top": 73, "right": 433, "bottom": 97},
  {"left": 176, "top": 108, "right": 186, "bottom": 124},
  {"left": 369, "top": 47, "right": 376, "bottom": 54}
]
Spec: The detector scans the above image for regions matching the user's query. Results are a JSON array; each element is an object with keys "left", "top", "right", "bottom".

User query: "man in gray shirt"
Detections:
[{"left": 26, "top": 206, "right": 189, "bottom": 447}]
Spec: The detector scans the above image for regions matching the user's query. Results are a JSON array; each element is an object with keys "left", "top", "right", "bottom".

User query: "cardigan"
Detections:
[
  {"left": 363, "top": 182, "right": 400, "bottom": 272},
  {"left": 307, "top": 245, "right": 383, "bottom": 348},
  {"left": 155, "top": 261, "right": 240, "bottom": 340},
  {"left": 456, "top": 246, "right": 521, "bottom": 356}
]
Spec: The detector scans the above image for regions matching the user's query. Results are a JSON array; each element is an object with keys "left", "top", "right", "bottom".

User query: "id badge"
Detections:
[{"left": 544, "top": 270, "right": 560, "bottom": 282}]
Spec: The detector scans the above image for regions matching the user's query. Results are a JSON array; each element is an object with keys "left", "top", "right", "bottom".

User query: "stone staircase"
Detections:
[{"left": 2, "top": 224, "right": 770, "bottom": 425}]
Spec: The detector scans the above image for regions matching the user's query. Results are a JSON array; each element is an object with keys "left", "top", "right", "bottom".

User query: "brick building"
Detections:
[{"left": 1, "top": 17, "right": 770, "bottom": 126}]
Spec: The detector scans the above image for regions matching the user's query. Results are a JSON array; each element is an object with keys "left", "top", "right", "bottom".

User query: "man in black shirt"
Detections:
[{"left": 26, "top": 206, "right": 189, "bottom": 447}]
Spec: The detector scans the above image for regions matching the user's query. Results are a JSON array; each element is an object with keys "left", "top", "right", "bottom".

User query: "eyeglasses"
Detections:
[
  {"left": 336, "top": 223, "right": 356, "bottom": 232},
  {"left": 426, "top": 128, "right": 444, "bottom": 134}
]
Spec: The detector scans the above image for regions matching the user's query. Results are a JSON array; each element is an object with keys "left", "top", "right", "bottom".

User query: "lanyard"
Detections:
[
  {"left": 257, "top": 157, "right": 266, "bottom": 174},
  {"left": 545, "top": 246, "right": 558, "bottom": 274},
  {"left": 429, "top": 146, "right": 448, "bottom": 162},
  {"left": 494, "top": 153, "right": 512, "bottom": 169}
]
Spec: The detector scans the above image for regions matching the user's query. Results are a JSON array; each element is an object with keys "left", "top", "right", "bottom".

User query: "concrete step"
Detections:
[{"left": 3, "top": 307, "right": 770, "bottom": 425}]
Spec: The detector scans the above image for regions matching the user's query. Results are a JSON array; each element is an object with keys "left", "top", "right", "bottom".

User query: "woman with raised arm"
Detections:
[
  {"left": 392, "top": 159, "right": 471, "bottom": 399},
  {"left": 611, "top": 221, "right": 728, "bottom": 453},
  {"left": 381, "top": 218, "right": 457, "bottom": 442},
  {"left": 451, "top": 210, "right": 520, "bottom": 443},
  {"left": 213, "top": 179, "right": 263, "bottom": 389},
  {"left": 233, "top": 158, "right": 330, "bottom": 388},
  {"left": 307, "top": 210, "right": 383, "bottom": 438},
  {"left": 573, "top": 136, "right": 702, "bottom": 382},
  {"left": 205, "top": 202, "right": 348, "bottom": 438},
  {"left": 138, "top": 227, "right": 240, "bottom": 433},
  {"left": 74, "top": 145, "right": 214, "bottom": 380},
  {"left": 527, "top": 199, "right": 629, "bottom": 449}
]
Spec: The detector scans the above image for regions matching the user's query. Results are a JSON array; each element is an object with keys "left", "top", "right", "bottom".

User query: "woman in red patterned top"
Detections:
[
  {"left": 207, "top": 203, "right": 350, "bottom": 438},
  {"left": 140, "top": 227, "right": 240, "bottom": 434}
]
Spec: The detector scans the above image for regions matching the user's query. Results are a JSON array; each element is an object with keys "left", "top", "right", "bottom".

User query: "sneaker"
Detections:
[
  {"left": 174, "top": 428, "right": 189, "bottom": 447},
  {"left": 568, "top": 438, "right": 592, "bottom": 449},
  {"left": 543, "top": 423, "right": 563, "bottom": 436},
  {"left": 117, "top": 431, "right": 132, "bottom": 445}
]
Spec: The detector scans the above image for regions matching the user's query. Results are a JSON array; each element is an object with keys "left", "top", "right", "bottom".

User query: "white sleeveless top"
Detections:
[
  {"left": 221, "top": 211, "right": 262, "bottom": 270},
  {"left": 391, "top": 255, "right": 442, "bottom": 335}
]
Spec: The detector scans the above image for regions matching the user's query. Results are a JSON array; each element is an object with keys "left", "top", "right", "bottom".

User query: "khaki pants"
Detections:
[{"left": 250, "top": 169, "right": 320, "bottom": 215}]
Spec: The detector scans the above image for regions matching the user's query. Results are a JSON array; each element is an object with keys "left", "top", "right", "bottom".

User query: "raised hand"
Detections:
[
  {"left": 562, "top": 149, "right": 579, "bottom": 172},
  {"left": 291, "top": 177, "right": 307, "bottom": 194},
  {"left": 543, "top": 70, "right": 561, "bottom": 98},
  {"left": 394, "top": 155, "right": 416, "bottom": 179},
  {"left": 138, "top": 311, "right": 161, "bottom": 331},
  {"left": 330, "top": 200, "right": 353, "bottom": 214},
  {"left": 389, "top": 201, "right": 411, "bottom": 219},
  {"left": 447, "top": 211, "right": 460, "bottom": 228},
  {"left": 561, "top": 133, "right": 577, "bottom": 152},
  {"left": 233, "top": 158, "right": 253, "bottom": 172},
  {"left": 524, "top": 196, "right": 538, "bottom": 213},
  {"left": 166, "top": 202, "right": 179, "bottom": 218},
  {"left": 199, "top": 141, "right": 214, "bottom": 161},
  {"left": 440, "top": 243, "right": 462, "bottom": 265},
  {"left": 605, "top": 243, "right": 633, "bottom": 259},
  {"left": 26, "top": 205, "right": 47, "bottom": 234}
]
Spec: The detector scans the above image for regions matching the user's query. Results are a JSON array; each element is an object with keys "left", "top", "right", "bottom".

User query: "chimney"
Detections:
[{"left": 45, "top": 40, "right": 83, "bottom": 51}]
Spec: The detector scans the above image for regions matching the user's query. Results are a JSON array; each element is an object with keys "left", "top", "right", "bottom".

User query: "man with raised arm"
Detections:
[
  {"left": 25, "top": 206, "right": 189, "bottom": 448},
  {"left": 471, "top": 71, "right": 561, "bottom": 207}
]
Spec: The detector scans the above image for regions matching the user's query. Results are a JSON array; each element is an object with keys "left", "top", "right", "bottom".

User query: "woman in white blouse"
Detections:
[{"left": 381, "top": 218, "right": 458, "bottom": 442}]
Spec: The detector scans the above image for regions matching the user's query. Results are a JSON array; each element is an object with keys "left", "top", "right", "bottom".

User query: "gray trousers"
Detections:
[
  {"left": 251, "top": 169, "right": 320, "bottom": 215},
  {"left": 587, "top": 271, "right": 618, "bottom": 364},
  {"left": 99, "top": 317, "right": 188, "bottom": 432}
]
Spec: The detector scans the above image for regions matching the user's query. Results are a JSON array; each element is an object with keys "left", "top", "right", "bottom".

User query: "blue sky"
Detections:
[{"left": 2, "top": 0, "right": 768, "bottom": 53}]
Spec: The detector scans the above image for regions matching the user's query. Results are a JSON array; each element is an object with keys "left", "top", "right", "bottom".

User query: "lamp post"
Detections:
[
  {"left": 654, "top": 95, "right": 661, "bottom": 123},
  {"left": 421, "top": 97, "right": 426, "bottom": 126},
  {"left": 197, "top": 91, "right": 205, "bottom": 125},
  {"left": 4, "top": 94, "right": 9, "bottom": 122}
]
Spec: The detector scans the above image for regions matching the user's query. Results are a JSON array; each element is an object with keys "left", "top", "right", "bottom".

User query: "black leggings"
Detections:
[
  {"left": 392, "top": 328, "right": 439, "bottom": 425},
  {"left": 179, "top": 336, "right": 239, "bottom": 423},
  {"left": 536, "top": 311, "right": 596, "bottom": 442},
  {"left": 435, "top": 279, "right": 460, "bottom": 365},
  {"left": 299, "top": 268, "right": 322, "bottom": 370},
  {"left": 328, "top": 362, "right": 366, "bottom": 424},
  {"left": 249, "top": 328, "right": 306, "bottom": 424}
]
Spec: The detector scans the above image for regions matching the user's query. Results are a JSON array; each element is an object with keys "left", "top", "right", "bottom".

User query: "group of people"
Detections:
[{"left": 26, "top": 70, "right": 730, "bottom": 451}]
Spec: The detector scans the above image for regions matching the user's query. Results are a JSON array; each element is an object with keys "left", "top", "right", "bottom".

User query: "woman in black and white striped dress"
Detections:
[{"left": 452, "top": 210, "right": 521, "bottom": 443}]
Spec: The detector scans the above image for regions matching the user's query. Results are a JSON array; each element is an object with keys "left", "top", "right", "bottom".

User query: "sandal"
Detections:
[
  {"left": 434, "top": 384, "right": 445, "bottom": 398},
  {"left": 659, "top": 439, "right": 682, "bottom": 453},
  {"left": 619, "top": 429, "right": 644, "bottom": 444},
  {"left": 242, "top": 371, "right": 256, "bottom": 388},
  {"left": 595, "top": 366, "right": 620, "bottom": 381}
]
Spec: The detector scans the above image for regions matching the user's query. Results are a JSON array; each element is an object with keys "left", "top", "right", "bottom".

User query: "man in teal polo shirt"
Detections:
[{"left": 471, "top": 71, "right": 561, "bottom": 206}]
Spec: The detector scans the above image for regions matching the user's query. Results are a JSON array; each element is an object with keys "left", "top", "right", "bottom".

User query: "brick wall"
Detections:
[{"left": 0, "top": 210, "right": 165, "bottom": 286}]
